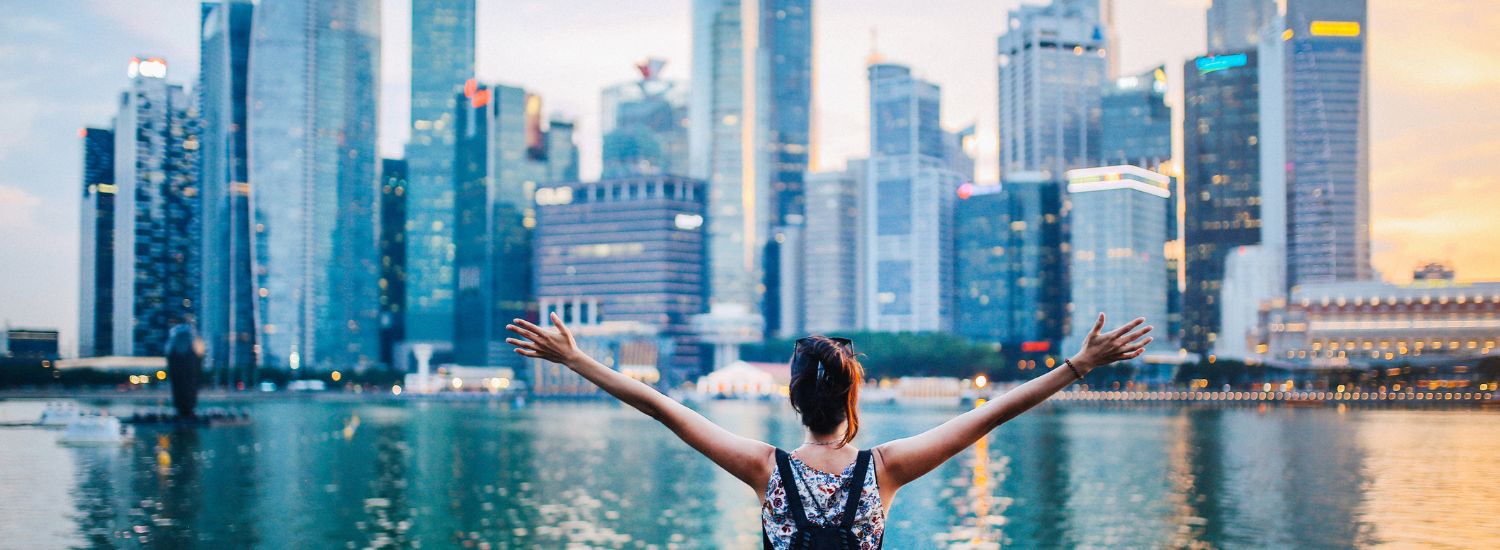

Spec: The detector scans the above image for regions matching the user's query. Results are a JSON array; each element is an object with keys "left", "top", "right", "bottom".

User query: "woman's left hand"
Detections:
[{"left": 506, "top": 312, "right": 583, "bottom": 366}]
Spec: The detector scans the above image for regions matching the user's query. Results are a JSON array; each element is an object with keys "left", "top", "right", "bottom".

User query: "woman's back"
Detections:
[{"left": 762, "top": 449, "right": 884, "bottom": 549}]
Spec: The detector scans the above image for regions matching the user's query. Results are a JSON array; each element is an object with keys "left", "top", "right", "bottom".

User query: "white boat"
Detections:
[
  {"left": 38, "top": 402, "right": 82, "bottom": 427},
  {"left": 60, "top": 415, "right": 132, "bottom": 446}
]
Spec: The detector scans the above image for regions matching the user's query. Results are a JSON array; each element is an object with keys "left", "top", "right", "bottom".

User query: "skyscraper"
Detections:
[
  {"left": 1279, "top": 0, "right": 1371, "bottom": 287},
  {"left": 863, "top": 62, "right": 961, "bottom": 332},
  {"left": 110, "top": 57, "right": 200, "bottom": 357},
  {"left": 796, "top": 160, "right": 864, "bottom": 334},
  {"left": 1099, "top": 65, "right": 1179, "bottom": 342},
  {"left": 248, "top": 0, "right": 381, "bottom": 371},
  {"left": 78, "top": 127, "right": 115, "bottom": 358},
  {"left": 601, "top": 60, "right": 689, "bottom": 179},
  {"left": 533, "top": 176, "right": 710, "bottom": 378},
  {"left": 451, "top": 82, "right": 575, "bottom": 368},
  {"left": 1065, "top": 166, "right": 1169, "bottom": 353},
  {"left": 1207, "top": 0, "right": 1275, "bottom": 53},
  {"left": 689, "top": 0, "right": 812, "bottom": 347},
  {"left": 198, "top": 0, "right": 256, "bottom": 382},
  {"left": 405, "top": 0, "right": 475, "bottom": 344},
  {"left": 1182, "top": 50, "right": 1261, "bottom": 354},
  {"left": 379, "top": 159, "right": 408, "bottom": 367},
  {"left": 954, "top": 175, "right": 1068, "bottom": 355},
  {"left": 997, "top": 0, "right": 1109, "bottom": 178}
]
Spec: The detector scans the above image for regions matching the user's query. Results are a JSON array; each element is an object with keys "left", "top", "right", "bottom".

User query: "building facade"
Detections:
[
  {"left": 795, "top": 161, "right": 864, "bottom": 334},
  {"left": 1206, "top": 0, "right": 1275, "bottom": 53},
  {"left": 1, "top": 329, "right": 61, "bottom": 360},
  {"left": 997, "top": 0, "right": 1109, "bottom": 178},
  {"left": 78, "top": 127, "right": 115, "bottom": 358},
  {"left": 248, "top": 0, "right": 381, "bottom": 371},
  {"left": 689, "top": 0, "right": 812, "bottom": 339},
  {"left": 954, "top": 175, "right": 1068, "bottom": 356},
  {"left": 1065, "top": 165, "right": 1169, "bottom": 354},
  {"left": 379, "top": 159, "right": 408, "bottom": 367},
  {"left": 404, "top": 0, "right": 475, "bottom": 344},
  {"left": 1279, "top": 0, "right": 1371, "bottom": 287},
  {"left": 532, "top": 176, "right": 709, "bottom": 378},
  {"left": 110, "top": 57, "right": 200, "bottom": 357},
  {"left": 863, "top": 63, "right": 960, "bottom": 332},
  {"left": 601, "top": 60, "right": 689, "bottom": 178},
  {"left": 1182, "top": 50, "right": 1261, "bottom": 354},
  {"left": 198, "top": 0, "right": 256, "bottom": 382}
]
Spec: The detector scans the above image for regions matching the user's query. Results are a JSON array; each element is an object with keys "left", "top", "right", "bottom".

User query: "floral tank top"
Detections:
[{"left": 761, "top": 451, "right": 885, "bottom": 549}]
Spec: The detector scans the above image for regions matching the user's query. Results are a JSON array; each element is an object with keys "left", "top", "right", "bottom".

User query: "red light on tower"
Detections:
[
  {"left": 78, "top": 128, "right": 88, "bottom": 138},
  {"left": 957, "top": 182, "right": 974, "bottom": 200}
]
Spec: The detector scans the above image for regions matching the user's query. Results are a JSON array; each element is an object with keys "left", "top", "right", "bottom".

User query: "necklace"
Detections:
[{"left": 802, "top": 439, "right": 842, "bottom": 446}]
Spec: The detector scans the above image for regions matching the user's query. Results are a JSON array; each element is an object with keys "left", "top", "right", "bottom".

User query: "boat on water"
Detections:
[
  {"left": 60, "top": 414, "right": 133, "bottom": 446},
  {"left": 37, "top": 402, "right": 83, "bottom": 427}
]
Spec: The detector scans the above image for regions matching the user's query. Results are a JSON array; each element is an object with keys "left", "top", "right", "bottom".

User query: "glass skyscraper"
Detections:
[
  {"left": 248, "top": 0, "right": 381, "bottom": 371},
  {"left": 954, "top": 175, "right": 1068, "bottom": 356},
  {"left": 1182, "top": 50, "right": 1261, "bottom": 354},
  {"left": 1206, "top": 0, "right": 1275, "bottom": 53},
  {"left": 379, "top": 159, "right": 408, "bottom": 367},
  {"left": 997, "top": 0, "right": 1109, "bottom": 178},
  {"left": 601, "top": 62, "right": 689, "bottom": 179},
  {"left": 1279, "top": 0, "right": 1371, "bottom": 286},
  {"left": 110, "top": 57, "right": 200, "bottom": 357},
  {"left": 793, "top": 160, "right": 864, "bottom": 335},
  {"left": 1065, "top": 166, "right": 1169, "bottom": 354},
  {"left": 689, "top": 0, "right": 812, "bottom": 345},
  {"left": 78, "top": 127, "right": 115, "bottom": 358},
  {"left": 863, "top": 62, "right": 960, "bottom": 332},
  {"left": 405, "top": 0, "right": 475, "bottom": 344},
  {"left": 451, "top": 82, "right": 576, "bottom": 368},
  {"left": 198, "top": 0, "right": 256, "bottom": 383}
]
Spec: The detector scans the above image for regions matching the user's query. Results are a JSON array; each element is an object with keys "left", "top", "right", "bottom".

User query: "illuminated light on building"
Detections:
[
  {"left": 1194, "top": 53, "right": 1248, "bottom": 74},
  {"left": 1066, "top": 165, "right": 1171, "bottom": 198},
  {"left": 128, "top": 56, "right": 168, "bottom": 79},
  {"left": 1308, "top": 20, "right": 1360, "bottom": 37}
]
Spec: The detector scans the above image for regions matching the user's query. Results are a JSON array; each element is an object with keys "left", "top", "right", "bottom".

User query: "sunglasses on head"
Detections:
[{"left": 792, "top": 336, "right": 854, "bottom": 380}]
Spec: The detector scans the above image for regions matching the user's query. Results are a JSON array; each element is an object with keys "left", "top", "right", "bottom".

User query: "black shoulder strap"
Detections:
[
  {"left": 839, "top": 450, "right": 873, "bottom": 529},
  {"left": 775, "top": 449, "right": 811, "bottom": 528}
]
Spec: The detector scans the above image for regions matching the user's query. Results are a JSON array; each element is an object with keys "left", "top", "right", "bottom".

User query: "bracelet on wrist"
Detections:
[{"left": 1064, "top": 358, "right": 1084, "bottom": 380}]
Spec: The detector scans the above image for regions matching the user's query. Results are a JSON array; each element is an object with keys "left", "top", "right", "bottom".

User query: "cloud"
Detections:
[{"left": 0, "top": 185, "right": 44, "bottom": 230}]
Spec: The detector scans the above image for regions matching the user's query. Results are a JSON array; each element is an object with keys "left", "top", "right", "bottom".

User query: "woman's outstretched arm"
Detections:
[
  {"left": 874, "top": 313, "right": 1153, "bottom": 492},
  {"left": 507, "top": 313, "right": 775, "bottom": 491}
]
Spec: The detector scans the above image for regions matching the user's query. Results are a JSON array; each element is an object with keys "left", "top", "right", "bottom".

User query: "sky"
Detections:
[{"left": 0, "top": 1, "right": 1497, "bottom": 356}]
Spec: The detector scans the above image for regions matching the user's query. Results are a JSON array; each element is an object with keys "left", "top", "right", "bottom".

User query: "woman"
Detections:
[{"left": 507, "top": 312, "right": 1151, "bottom": 548}]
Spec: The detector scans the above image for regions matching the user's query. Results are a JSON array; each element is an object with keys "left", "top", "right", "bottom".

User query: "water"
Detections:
[{"left": 0, "top": 398, "right": 1496, "bottom": 549}]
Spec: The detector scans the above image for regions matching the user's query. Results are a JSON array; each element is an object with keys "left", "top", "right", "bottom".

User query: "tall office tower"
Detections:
[
  {"left": 1182, "top": 51, "right": 1261, "bottom": 354},
  {"left": 451, "top": 82, "right": 575, "bottom": 368},
  {"left": 1207, "top": 0, "right": 1275, "bottom": 53},
  {"left": 1065, "top": 166, "right": 1169, "bottom": 353},
  {"left": 545, "top": 118, "right": 579, "bottom": 183},
  {"left": 997, "top": 0, "right": 1109, "bottom": 178},
  {"left": 953, "top": 175, "right": 1067, "bottom": 356},
  {"left": 688, "top": 0, "right": 812, "bottom": 347},
  {"left": 248, "top": 0, "right": 381, "bottom": 371},
  {"left": 863, "top": 63, "right": 962, "bottom": 332},
  {"left": 110, "top": 57, "right": 200, "bottom": 357},
  {"left": 1279, "top": 0, "right": 1370, "bottom": 287},
  {"left": 786, "top": 159, "right": 864, "bottom": 336},
  {"left": 79, "top": 128, "right": 116, "bottom": 358},
  {"left": 378, "top": 159, "right": 408, "bottom": 367},
  {"left": 533, "top": 176, "right": 710, "bottom": 378},
  {"left": 601, "top": 59, "right": 690, "bottom": 178},
  {"left": 405, "top": 0, "right": 475, "bottom": 344},
  {"left": 1099, "top": 66, "right": 1179, "bottom": 341},
  {"left": 199, "top": 0, "right": 256, "bottom": 383},
  {"left": 945, "top": 125, "right": 978, "bottom": 182}
]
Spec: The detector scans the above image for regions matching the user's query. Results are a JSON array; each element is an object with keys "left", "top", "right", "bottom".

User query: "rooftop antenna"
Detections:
[{"left": 866, "top": 27, "right": 885, "bottom": 65}]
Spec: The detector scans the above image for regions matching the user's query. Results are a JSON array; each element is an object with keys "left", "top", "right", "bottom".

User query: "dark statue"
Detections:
[{"left": 164, "top": 322, "right": 205, "bottom": 419}]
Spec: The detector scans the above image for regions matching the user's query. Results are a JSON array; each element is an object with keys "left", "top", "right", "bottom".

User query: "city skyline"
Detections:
[{"left": 2, "top": 1, "right": 1498, "bottom": 354}]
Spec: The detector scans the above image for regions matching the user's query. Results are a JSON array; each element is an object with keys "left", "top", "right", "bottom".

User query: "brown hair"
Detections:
[{"left": 788, "top": 336, "right": 864, "bottom": 446}]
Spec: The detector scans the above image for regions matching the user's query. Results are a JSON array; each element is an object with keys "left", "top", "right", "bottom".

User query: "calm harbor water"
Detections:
[{"left": 0, "top": 398, "right": 1496, "bottom": 549}]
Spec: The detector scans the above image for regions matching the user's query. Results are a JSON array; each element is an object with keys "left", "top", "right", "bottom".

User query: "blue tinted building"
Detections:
[
  {"left": 1182, "top": 50, "right": 1261, "bottom": 354},
  {"left": 997, "top": 0, "right": 1109, "bottom": 178},
  {"left": 405, "top": 0, "right": 475, "bottom": 344},
  {"left": 601, "top": 62, "right": 689, "bottom": 178},
  {"left": 78, "top": 127, "right": 115, "bottom": 358},
  {"left": 248, "top": 0, "right": 381, "bottom": 371},
  {"left": 379, "top": 159, "right": 408, "bottom": 367},
  {"left": 198, "top": 0, "right": 256, "bottom": 381},
  {"left": 1066, "top": 166, "right": 1170, "bottom": 354},
  {"left": 954, "top": 175, "right": 1067, "bottom": 357},
  {"left": 863, "top": 62, "right": 961, "bottom": 332}
]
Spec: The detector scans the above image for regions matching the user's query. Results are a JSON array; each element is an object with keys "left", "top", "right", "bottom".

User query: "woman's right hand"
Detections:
[
  {"left": 1070, "top": 313, "right": 1153, "bottom": 373},
  {"left": 506, "top": 312, "right": 584, "bottom": 366}
]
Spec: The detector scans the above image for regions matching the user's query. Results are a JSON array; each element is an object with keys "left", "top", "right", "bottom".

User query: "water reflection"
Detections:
[{"left": 0, "top": 399, "right": 1496, "bottom": 548}]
